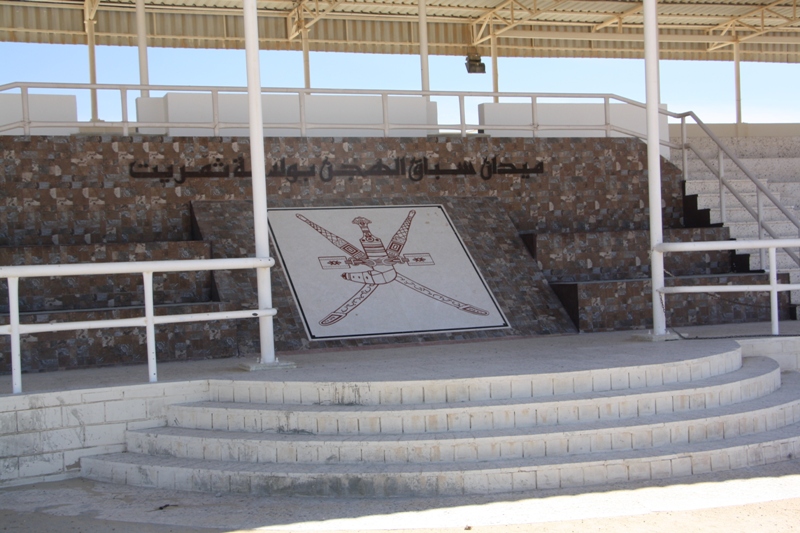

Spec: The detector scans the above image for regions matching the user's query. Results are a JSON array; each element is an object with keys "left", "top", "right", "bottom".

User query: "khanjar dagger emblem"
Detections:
[{"left": 296, "top": 210, "right": 490, "bottom": 326}]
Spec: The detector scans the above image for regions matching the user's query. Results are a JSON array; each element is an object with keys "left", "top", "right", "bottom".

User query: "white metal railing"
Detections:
[
  {"left": 669, "top": 111, "right": 800, "bottom": 270},
  {"left": 0, "top": 82, "right": 670, "bottom": 145},
  {"left": 655, "top": 238, "right": 800, "bottom": 336},
  {"left": 0, "top": 257, "right": 276, "bottom": 394}
]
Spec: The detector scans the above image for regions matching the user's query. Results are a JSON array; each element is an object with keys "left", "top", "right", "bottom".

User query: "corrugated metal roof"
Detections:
[{"left": 1, "top": 0, "right": 799, "bottom": 62}]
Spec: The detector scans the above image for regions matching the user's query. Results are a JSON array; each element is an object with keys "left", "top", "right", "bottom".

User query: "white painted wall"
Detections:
[
  {"left": 135, "top": 94, "right": 438, "bottom": 137},
  {"left": 0, "top": 94, "right": 79, "bottom": 135},
  {"left": 478, "top": 102, "right": 670, "bottom": 157}
]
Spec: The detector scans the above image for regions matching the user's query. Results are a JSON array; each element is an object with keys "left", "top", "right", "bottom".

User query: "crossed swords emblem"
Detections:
[{"left": 297, "top": 210, "right": 490, "bottom": 326}]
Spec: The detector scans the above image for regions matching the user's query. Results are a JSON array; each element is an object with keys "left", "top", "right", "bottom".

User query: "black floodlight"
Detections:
[{"left": 465, "top": 51, "right": 486, "bottom": 74}]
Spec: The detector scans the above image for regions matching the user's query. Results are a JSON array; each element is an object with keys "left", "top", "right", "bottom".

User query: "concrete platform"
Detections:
[{"left": 3, "top": 322, "right": 800, "bottom": 530}]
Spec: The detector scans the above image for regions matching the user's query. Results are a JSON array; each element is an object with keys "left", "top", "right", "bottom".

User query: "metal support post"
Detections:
[
  {"left": 243, "top": 0, "right": 279, "bottom": 366},
  {"left": 491, "top": 32, "right": 499, "bottom": 103},
  {"left": 644, "top": 0, "right": 667, "bottom": 336},
  {"left": 135, "top": 0, "right": 150, "bottom": 97},
  {"left": 419, "top": 0, "right": 430, "bottom": 93}
]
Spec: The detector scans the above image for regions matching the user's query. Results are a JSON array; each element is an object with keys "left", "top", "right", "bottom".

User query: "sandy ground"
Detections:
[{"left": 3, "top": 459, "right": 800, "bottom": 532}]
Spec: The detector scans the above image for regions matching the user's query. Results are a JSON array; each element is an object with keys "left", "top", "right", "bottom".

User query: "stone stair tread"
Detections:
[
  {"left": 170, "top": 357, "right": 776, "bottom": 415},
  {"left": 130, "top": 367, "right": 800, "bottom": 447},
  {"left": 84, "top": 419, "right": 800, "bottom": 477}
]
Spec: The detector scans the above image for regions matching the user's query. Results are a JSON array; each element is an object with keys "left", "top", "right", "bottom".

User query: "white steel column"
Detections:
[
  {"left": 419, "top": 0, "right": 430, "bottom": 92},
  {"left": 644, "top": 0, "right": 667, "bottom": 336},
  {"left": 302, "top": 24, "right": 311, "bottom": 89},
  {"left": 243, "top": 0, "right": 277, "bottom": 364},
  {"left": 135, "top": 0, "right": 150, "bottom": 97},
  {"left": 491, "top": 31, "right": 499, "bottom": 103},
  {"left": 734, "top": 41, "right": 742, "bottom": 124},
  {"left": 84, "top": 0, "right": 99, "bottom": 121}
]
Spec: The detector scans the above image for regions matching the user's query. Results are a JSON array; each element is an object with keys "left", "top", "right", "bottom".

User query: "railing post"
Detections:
[
  {"left": 718, "top": 148, "right": 726, "bottom": 224},
  {"left": 8, "top": 277, "right": 22, "bottom": 394},
  {"left": 459, "top": 95, "right": 466, "bottom": 137},
  {"left": 681, "top": 117, "right": 688, "bottom": 183},
  {"left": 299, "top": 91, "right": 307, "bottom": 137},
  {"left": 382, "top": 93, "right": 390, "bottom": 137},
  {"left": 769, "top": 247, "right": 779, "bottom": 335},
  {"left": 121, "top": 88, "right": 129, "bottom": 136},
  {"left": 758, "top": 189, "right": 766, "bottom": 268},
  {"left": 531, "top": 96, "right": 538, "bottom": 138},
  {"left": 21, "top": 87, "right": 30, "bottom": 136},
  {"left": 142, "top": 271, "right": 158, "bottom": 383},
  {"left": 212, "top": 90, "right": 220, "bottom": 137},
  {"left": 604, "top": 97, "right": 611, "bottom": 137}
]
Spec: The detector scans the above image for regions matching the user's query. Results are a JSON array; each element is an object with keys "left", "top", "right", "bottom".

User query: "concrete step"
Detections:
[
  {"left": 702, "top": 205, "right": 788, "bottom": 223},
  {"left": 681, "top": 158, "right": 800, "bottom": 181},
  {"left": 126, "top": 360, "right": 792, "bottom": 466},
  {"left": 670, "top": 136, "right": 800, "bottom": 159},
  {"left": 721, "top": 221, "right": 800, "bottom": 240},
  {"left": 82, "top": 417, "right": 800, "bottom": 496},
  {"left": 199, "top": 349, "right": 742, "bottom": 408},
  {"left": 160, "top": 357, "right": 779, "bottom": 436},
  {"left": 684, "top": 179, "right": 769, "bottom": 196}
]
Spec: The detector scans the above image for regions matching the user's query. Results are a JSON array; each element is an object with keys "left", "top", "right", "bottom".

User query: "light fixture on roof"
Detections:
[{"left": 465, "top": 48, "right": 485, "bottom": 74}]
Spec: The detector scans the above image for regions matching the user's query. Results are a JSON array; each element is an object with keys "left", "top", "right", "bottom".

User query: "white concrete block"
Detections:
[
  {"left": 537, "top": 406, "right": 558, "bottom": 426},
  {"left": 610, "top": 370, "right": 629, "bottom": 390},
  {"left": 470, "top": 411, "right": 494, "bottom": 431},
  {"left": 583, "top": 465, "right": 608, "bottom": 486},
  {"left": 671, "top": 456, "right": 693, "bottom": 477},
  {"left": 553, "top": 376, "right": 574, "bottom": 395},
  {"left": 655, "top": 396, "right": 673, "bottom": 414},
  {"left": 39, "top": 428, "right": 82, "bottom": 453},
  {"left": 606, "top": 463, "right": 629, "bottom": 483},
  {"left": 557, "top": 405, "right": 579, "bottom": 424},
  {"left": 447, "top": 412, "right": 472, "bottom": 431},
  {"left": 591, "top": 371, "right": 612, "bottom": 392},
  {"left": 513, "top": 407, "right": 536, "bottom": 428},
  {"left": 537, "top": 467, "right": 561, "bottom": 489},
  {"left": 467, "top": 382, "right": 491, "bottom": 402},
  {"left": 628, "top": 461, "right": 651, "bottom": 481},
  {"left": 628, "top": 367, "right": 647, "bottom": 389},
  {"left": 591, "top": 433, "right": 612, "bottom": 452},
  {"left": 652, "top": 426, "right": 671, "bottom": 447},
  {"left": 645, "top": 368, "right": 664, "bottom": 387},
  {"left": 381, "top": 416, "right": 403, "bottom": 434},
  {"left": 632, "top": 429, "right": 653, "bottom": 449},
  {"left": 380, "top": 386, "right": 402, "bottom": 405},
  {"left": 19, "top": 452, "right": 63, "bottom": 478},
  {"left": 402, "top": 385, "right": 425, "bottom": 404},
  {"left": 512, "top": 470, "right": 537, "bottom": 492},
  {"left": 85, "top": 423, "right": 127, "bottom": 447},
  {"left": 523, "top": 440, "right": 546, "bottom": 458},
  {"left": 568, "top": 435, "right": 591, "bottom": 455},
  {"left": 446, "top": 383, "right": 470, "bottom": 403},
  {"left": 573, "top": 372, "right": 593, "bottom": 394},
  {"left": 545, "top": 437, "right": 568, "bottom": 456},
  {"left": 423, "top": 384, "right": 446, "bottom": 404},
  {"left": 490, "top": 380, "right": 512, "bottom": 400},
  {"left": 691, "top": 454, "right": 712, "bottom": 473},
  {"left": 662, "top": 365, "right": 678, "bottom": 384},
  {"left": 612, "top": 432, "right": 633, "bottom": 450},
  {"left": 510, "top": 378, "right": 532, "bottom": 398},
  {"left": 105, "top": 399, "right": 148, "bottom": 422},
  {"left": 17, "top": 407, "right": 63, "bottom": 432},
  {"left": 637, "top": 397, "right": 656, "bottom": 416},
  {"left": 710, "top": 451, "right": 731, "bottom": 471},
  {"left": 530, "top": 375, "right": 554, "bottom": 397},
  {"left": 650, "top": 459, "right": 672, "bottom": 479}
]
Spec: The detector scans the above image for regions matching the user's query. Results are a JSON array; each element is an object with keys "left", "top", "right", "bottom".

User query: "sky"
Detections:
[{"left": 1, "top": 41, "right": 799, "bottom": 125}]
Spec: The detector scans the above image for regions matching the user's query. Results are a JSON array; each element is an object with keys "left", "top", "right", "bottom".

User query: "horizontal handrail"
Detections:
[
  {"left": 655, "top": 240, "right": 797, "bottom": 336},
  {"left": 0, "top": 82, "right": 675, "bottom": 148},
  {"left": 2, "top": 256, "right": 276, "bottom": 395}
]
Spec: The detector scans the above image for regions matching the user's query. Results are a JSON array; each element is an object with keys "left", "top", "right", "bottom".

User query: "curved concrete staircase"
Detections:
[{"left": 81, "top": 342, "right": 800, "bottom": 497}]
